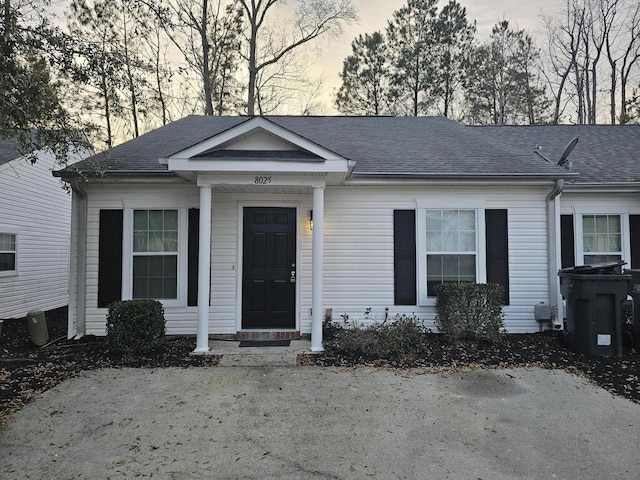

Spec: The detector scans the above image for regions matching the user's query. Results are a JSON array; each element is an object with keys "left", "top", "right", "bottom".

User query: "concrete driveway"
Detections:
[{"left": 1, "top": 366, "right": 639, "bottom": 479}]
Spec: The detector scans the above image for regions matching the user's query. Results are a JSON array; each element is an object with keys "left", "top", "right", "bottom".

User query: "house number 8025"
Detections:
[{"left": 254, "top": 176, "right": 272, "bottom": 184}]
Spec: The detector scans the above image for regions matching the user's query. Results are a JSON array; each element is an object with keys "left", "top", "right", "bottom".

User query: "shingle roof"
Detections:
[
  {"left": 476, "top": 124, "right": 640, "bottom": 185},
  {"left": 0, "top": 138, "right": 21, "bottom": 166},
  {"left": 60, "top": 116, "right": 638, "bottom": 182}
]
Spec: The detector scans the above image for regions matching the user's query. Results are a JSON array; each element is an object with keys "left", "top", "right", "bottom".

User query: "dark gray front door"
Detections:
[{"left": 242, "top": 207, "right": 296, "bottom": 329}]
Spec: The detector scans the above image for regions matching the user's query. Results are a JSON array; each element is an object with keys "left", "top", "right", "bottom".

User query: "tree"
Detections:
[
  {"left": 541, "top": 0, "right": 584, "bottom": 123},
  {"left": 335, "top": 31, "right": 396, "bottom": 115},
  {"left": 239, "top": 0, "right": 357, "bottom": 116},
  {"left": 433, "top": 0, "right": 476, "bottom": 118},
  {"left": 1, "top": 0, "right": 89, "bottom": 164},
  {"left": 465, "top": 21, "right": 550, "bottom": 125},
  {"left": 627, "top": 85, "right": 640, "bottom": 122},
  {"left": 67, "top": 0, "right": 127, "bottom": 148},
  {"left": 253, "top": 50, "right": 320, "bottom": 115},
  {"left": 605, "top": 0, "right": 640, "bottom": 123},
  {"left": 140, "top": 8, "right": 173, "bottom": 126},
  {"left": 163, "top": 0, "right": 244, "bottom": 116},
  {"left": 337, "top": 0, "right": 476, "bottom": 118},
  {"left": 543, "top": 0, "right": 640, "bottom": 124},
  {"left": 385, "top": 0, "right": 438, "bottom": 116}
]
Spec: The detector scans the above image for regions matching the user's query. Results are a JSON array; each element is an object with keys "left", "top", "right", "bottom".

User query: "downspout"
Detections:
[
  {"left": 547, "top": 179, "right": 564, "bottom": 329},
  {"left": 546, "top": 179, "right": 564, "bottom": 202},
  {"left": 69, "top": 179, "right": 87, "bottom": 339}
]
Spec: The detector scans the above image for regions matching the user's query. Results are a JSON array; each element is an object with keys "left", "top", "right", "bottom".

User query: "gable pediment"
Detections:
[
  {"left": 160, "top": 116, "right": 353, "bottom": 179},
  {"left": 164, "top": 117, "right": 342, "bottom": 162}
]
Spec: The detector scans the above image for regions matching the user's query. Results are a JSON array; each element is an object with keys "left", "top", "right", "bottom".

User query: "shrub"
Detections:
[
  {"left": 435, "top": 283, "right": 505, "bottom": 343},
  {"left": 106, "top": 300, "right": 166, "bottom": 354},
  {"left": 323, "top": 312, "right": 427, "bottom": 363}
]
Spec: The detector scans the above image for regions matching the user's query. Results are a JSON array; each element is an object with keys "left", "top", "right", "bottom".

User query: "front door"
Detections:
[{"left": 242, "top": 207, "right": 296, "bottom": 329}]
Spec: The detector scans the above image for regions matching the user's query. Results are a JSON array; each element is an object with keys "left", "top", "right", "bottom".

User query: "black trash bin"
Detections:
[
  {"left": 624, "top": 269, "right": 640, "bottom": 351},
  {"left": 559, "top": 261, "right": 630, "bottom": 357}
]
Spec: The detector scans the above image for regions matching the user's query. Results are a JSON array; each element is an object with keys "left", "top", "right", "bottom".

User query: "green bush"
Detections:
[
  {"left": 435, "top": 283, "right": 505, "bottom": 343},
  {"left": 106, "top": 300, "right": 166, "bottom": 354},
  {"left": 323, "top": 312, "right": 427, "bottom": 362}
]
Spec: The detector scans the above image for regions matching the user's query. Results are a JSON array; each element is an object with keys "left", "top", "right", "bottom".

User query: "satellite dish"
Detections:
[
  {"left": 533, "top": 137, "right": 579, "bottom": 169},
  {"left": 557, "top": 137, "right": 579, "bottom": 168}
]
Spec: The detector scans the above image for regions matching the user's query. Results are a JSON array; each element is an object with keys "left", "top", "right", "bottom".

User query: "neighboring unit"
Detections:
[
  {"left": 0, "top": 139, "right": 86, "bottom": 319},
  {"left": 54, "top": 116, "right": 640, "bottom": 351}
]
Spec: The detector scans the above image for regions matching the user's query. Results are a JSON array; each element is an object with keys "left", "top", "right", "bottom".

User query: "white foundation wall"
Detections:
[
  {"left": 79, "top": 182, "right": 552, "bottom": 335},
  {"left": 0, "top": 153, "right": 71, "bottom": 319}
]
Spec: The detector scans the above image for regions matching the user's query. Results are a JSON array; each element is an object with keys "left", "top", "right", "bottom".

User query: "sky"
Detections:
[
  {"left": 311, "top": 0, "right": 562, "bottom": 110},
  {"left": 48, "top": 0, "right": 565, "bottom": 115}
]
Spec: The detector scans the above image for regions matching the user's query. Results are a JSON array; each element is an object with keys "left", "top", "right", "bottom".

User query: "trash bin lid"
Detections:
[{"left": 563, "top": 260, "right": 626, "bottom": 274}]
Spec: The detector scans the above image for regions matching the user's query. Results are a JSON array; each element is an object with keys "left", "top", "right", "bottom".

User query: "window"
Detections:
[
  {"left": 582, "top": 215, "right": 622, "bottom": 264},
  {"left": 0, "top": 233, "right": 16, "bottom": 274},
  {"left": 132, "top": 210, "right": 178, "bottom": 300},
  {"left": 424, "top": 209, "right": 477, "bottom": 296}
]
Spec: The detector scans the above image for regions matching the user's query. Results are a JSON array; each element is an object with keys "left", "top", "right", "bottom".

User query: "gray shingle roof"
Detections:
[
  {"left": 476, "top": 124, "right": 640, "bottom": 185},
  {"left": 60, "top": 116, "right": 639, "bottom": 182},
  {"left": 0, "top": 138, "right": 21, "bottom": 166}
]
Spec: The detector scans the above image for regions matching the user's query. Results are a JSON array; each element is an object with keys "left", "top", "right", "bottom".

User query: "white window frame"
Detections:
[
  {"left": 416, "top": 201, "right": 486, "bottom": 306},
  {"left": 573, "top": 209, "right": 630, "bottom": 267},
  {"left": 0, "top": 227, "right": 18, "bottom": 278},
  {"left": 121, "top": 199, "right": 188, "bottom": 308}
]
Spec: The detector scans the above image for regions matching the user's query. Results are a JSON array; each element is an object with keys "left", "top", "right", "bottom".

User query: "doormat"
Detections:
[{"left": 239, "top": 340, "right": 291, "bottom": 347}]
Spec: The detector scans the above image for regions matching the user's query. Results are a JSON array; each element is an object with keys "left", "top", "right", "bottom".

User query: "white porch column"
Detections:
[
  {"left": 194, "top": 184, "right": 212, "bottom": 353},
  {"left": 311, "top": 186, "right": 325, "bottom": 352}
]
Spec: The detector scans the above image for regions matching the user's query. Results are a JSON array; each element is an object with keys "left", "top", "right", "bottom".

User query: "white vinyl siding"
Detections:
[
  {"left": 0, "top": 152, "right": 73, "bottom": 318},
  {"left": 79, "top": 185, "right": 194, "bottom": 335},
  {"left": 322, "top": 186, "right": 548, "bottom": 333},
  {"left": 77, "top": 182, "right": 552, "bottom": 335}
]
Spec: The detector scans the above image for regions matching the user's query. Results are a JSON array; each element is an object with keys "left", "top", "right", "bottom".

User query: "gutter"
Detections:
[{"left": 68, "top": 179, "right": 87, "bottom": 340}]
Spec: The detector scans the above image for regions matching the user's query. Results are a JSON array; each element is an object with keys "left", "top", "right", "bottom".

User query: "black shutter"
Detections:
[
  {"left": 98, "top": 210, "right": 123, "bottom": 308},
  {"left": 560, "top": 214, "right": 575, "bottom": 269},
  {"left": 485, "top": 209, "right": 509, "bottom": 305},
  {"left": 394, "top": 210, "right": 417, "bottom": 305},
  {"left": 188, "top": 208, "right": 200, "bottom": 307},
  {"left": 630, "top": 215, "right": 640, "bottom": 269}
]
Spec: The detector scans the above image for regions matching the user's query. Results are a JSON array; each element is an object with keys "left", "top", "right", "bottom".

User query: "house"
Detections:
[
  {"left": 479, "top": 125, "right": 640, "bottom": 318},
  {"left": 53, "top": 116, "right": 640, "bottom": 352},
  {"left": 0, "top": 139, "right": 85, "bottom": 319}
]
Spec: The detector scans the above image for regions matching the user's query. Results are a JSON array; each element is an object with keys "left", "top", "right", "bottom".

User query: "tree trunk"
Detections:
[
  {"left": 153, "top": 26, "right": 167, "bottom": 125},
  {"left": 247, "top": 18, "right": 258, "bottom": 116},
  {"left": 100, "top": 71, "right": 113, "bottom": 149},
  {"left": 610, "top": 61, "right": 617, "bottom": 124},
  {"left": 122, "top": 7, "right": 139, "bottom": 137},
  {"left": 200, "top": 0, "right": 214, "bottom": 115}
]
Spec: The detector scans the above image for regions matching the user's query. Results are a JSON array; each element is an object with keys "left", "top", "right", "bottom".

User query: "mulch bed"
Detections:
[{"left": 2, "top": 308, "right": 639, "bottom": 427}]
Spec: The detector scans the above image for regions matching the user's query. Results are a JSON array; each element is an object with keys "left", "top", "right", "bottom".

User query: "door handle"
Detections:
[{"left": 290, "top": 270, "right": 296, "bottom": 283}]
